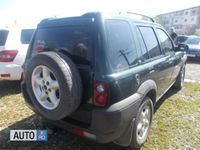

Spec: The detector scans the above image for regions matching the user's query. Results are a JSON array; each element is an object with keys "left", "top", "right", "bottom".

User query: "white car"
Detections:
[{"left": 0, "top": 27, "right": 34, "bottom": 80}]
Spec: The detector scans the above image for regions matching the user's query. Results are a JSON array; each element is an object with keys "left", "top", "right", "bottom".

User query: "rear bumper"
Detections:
[
  {"left": 0, "top": 63, "right": 22, "bottom": 80},
  {"left": 21, "top": 81, "right": 142, "bottom": 144},
  {"left": 90, "top": 93, "right": 142, "bottom": 143}
]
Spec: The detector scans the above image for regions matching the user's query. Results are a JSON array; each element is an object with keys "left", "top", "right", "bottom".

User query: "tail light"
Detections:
[
  {"left": 0, "top": 50, "right": 18, "bottom": 62},
  {"left": 36, "top": 42, "right": 45, "bottom": 52},
  {"left": 0, "top": 74, "right": 10, "bottom": 77},
  {"left": 93, "top": 81, "right": 109, "bottom": 106}
]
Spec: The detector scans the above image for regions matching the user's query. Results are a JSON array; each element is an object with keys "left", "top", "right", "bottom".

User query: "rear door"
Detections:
[
  {"left": 30, "top": 20, "right": 94, "bottom": 124},
  {"left": 155, "top": 28, "right": 176, "bottom": 85},
  {"left": 137, "top": 26, "right": 174, "bottom": 96},
  {"left": 104, "top": 19, "right": 147, "bottom": 103}
]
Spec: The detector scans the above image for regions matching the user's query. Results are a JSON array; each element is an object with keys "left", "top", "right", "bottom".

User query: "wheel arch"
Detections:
[{"left": 137, "top": 80, "right": 157, "bottom": 105}]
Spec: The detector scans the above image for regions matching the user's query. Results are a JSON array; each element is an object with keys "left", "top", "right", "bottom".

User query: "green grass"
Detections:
[
  {"left": 142, "top": 85, "right": 200, "bottom": 150},
  {"left": 0, "top": 81, "right": 35, "bottom": 130},
  {"left": 0, "top": 81, "right": 200, "bottom": 150}
]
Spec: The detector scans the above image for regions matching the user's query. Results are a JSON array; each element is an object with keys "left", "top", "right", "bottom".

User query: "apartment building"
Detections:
[{"left": 155, "top": 6, "right": 200, "bottom": 35}]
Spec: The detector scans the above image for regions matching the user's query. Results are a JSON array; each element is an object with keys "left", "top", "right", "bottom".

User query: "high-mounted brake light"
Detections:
[
  {"left": 93, "top": 81, "right": 109, "bottom": 106},
  {"left": 0, "top": 50, "right": 18, "bottom": 62}
]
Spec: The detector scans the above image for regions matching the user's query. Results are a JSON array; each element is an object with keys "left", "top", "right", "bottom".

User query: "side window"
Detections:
[
  {"left": 135, "top": 28, "right": 149, "bottom": 61},
  {"left": 156, "top": 28, "right": 173, "bottom": 54},
  {"left": 139, "top": 26, "right": 161, "bottom": 58},
  {"left": 105, "top": 20, "right": 138, "bottom": 71},
  {"left": 0, "top": 30, "right": 9, "bottom": 46},
  {"left": 21, "top": 29, "right": 35, "bottom": 44}
]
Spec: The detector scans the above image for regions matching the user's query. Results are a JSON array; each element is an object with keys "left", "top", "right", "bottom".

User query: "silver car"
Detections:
[{"left": 183, "top": 36, "right": 200, "bottom": 58}]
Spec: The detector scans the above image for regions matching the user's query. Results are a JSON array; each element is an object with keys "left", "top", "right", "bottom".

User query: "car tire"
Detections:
[
  {"left": 173, "top": 64, "right": 185, "bottom": 90},
  {"left": 25, "top": 52, "right": 82, "bottom": 120},
  {"left": 130, "top": 97, "right": 153, "bottom": 149}
]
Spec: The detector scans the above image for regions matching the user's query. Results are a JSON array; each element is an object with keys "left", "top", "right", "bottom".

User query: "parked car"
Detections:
[
  {"left": 21, "top": 12, "right": 187, "bottom": 148},
  {"left": 175, "top": 35, "right": 188, "bottom": 46},
  {"left": 182, "top": 35, "right": 200, "bottom": 58},
  {"left": 0, "top": 27, "right": 35, "bottom": 80}
]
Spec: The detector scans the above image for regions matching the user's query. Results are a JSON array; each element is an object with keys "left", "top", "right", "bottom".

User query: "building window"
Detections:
[
  {"left": 175, "top": 20, "right": 178, "bottom": 23},
  {"left": 191, "top": 10, "right": 196, "bottom": 16},
  {"left": 177, "top": 11, "right": 183, "bottom": 16},
  {"left": 184, "top": 19, "right": 187, "bottom": 22},
  {"left": 191, "top": 18, "right": 194, "bottom": 21},
  {"left": 164, "top": 20, "right": 169, "bottom": 24},
  {"left": 185, "top": 11, "right": 188, "bottom": 15}
]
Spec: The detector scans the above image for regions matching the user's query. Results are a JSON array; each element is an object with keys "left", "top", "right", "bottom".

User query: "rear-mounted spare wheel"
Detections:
[{"left": 25, "top": 52, "right": 82, "bottom": 120}]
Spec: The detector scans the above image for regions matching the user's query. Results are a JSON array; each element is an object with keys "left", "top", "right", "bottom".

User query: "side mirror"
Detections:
[{"left": 175, "top": 44, "right": 188, "bottom": 52}]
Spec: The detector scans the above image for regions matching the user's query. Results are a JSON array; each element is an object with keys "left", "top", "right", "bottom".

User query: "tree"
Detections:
[{"left": 185, "top": 25, "right": 197, "bottom": 35}]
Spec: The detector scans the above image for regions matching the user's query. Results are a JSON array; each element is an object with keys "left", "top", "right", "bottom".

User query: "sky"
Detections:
[{"left": 1, "top": 0, "right": 200, "bottom": 28}]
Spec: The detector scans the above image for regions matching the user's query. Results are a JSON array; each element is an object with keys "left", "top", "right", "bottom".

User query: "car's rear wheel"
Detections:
[
  {"left": 130, "top": 97, "right": 153, "bottom": 148},
  {"left": 25, "top": 52, "right": 82, "bottom": 120}
]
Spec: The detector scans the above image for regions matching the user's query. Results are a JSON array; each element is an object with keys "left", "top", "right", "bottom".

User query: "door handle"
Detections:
[
  {"left": 149, "top": 70, "right": 155, "bottom": 74},
  {"left": 135, "top": 74, "right": 140, "bottom": 85}
]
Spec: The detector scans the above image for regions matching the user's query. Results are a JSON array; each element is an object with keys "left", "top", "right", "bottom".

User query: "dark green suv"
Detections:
[{"left": 21, "top": 12, "right": 187, "bottom": 148}]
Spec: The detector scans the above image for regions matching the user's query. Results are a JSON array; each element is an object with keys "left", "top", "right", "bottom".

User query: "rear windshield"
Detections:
[
  {"left": 33, "top": 26, "right": 92, "bottom": 64},
  {"left": 0, "top": 30, "right": 9, "bottom": 46},
  {"left": 21, "top": 29, "right": 35, "bottom": 44}
]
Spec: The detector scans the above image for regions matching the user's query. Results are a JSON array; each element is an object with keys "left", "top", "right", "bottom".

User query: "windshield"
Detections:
[
  {"left": 184, "top": 37, "right": 200, "bottom": 45},
  {"left": 176, "top": 36, "right": 188, "bottom": 43},
  {"left": 33, "top": 26, "right": 92, "bottom": 65},
  {"left": 0, "top": 30, "right": 9, "bottom": 46}
]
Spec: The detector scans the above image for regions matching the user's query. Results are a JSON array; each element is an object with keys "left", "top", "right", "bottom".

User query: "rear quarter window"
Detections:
[
  {"left": 0, "top": 30, "right": 9, "bottom": 46},
  {"left": 32, "top": 25, "right": 92, "bottom": 65},
  {"left": 105, "top": 20, "right": 138, "bottom": 71},
  {"left": 21, "top": 29, "right": 35, "bottom": 44}
]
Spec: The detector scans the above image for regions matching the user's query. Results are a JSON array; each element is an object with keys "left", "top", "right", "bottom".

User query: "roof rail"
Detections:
[{"left": 119, "top": 11, "right": 154, "bottom": 22}]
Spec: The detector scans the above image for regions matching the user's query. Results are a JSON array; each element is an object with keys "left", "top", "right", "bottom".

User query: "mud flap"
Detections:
[{"left": 114, "top": 118, "right": 135, "bottom": 146}]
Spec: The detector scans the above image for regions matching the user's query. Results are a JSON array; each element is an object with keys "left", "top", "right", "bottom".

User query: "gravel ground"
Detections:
[{"left": 185, "top": 57, "right": 200, "bottom": 81}]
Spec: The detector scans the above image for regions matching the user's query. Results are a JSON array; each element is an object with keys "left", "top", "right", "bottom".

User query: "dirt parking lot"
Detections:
[{"left": 185, "top": 57, "right": 200, "bottom": 81}]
